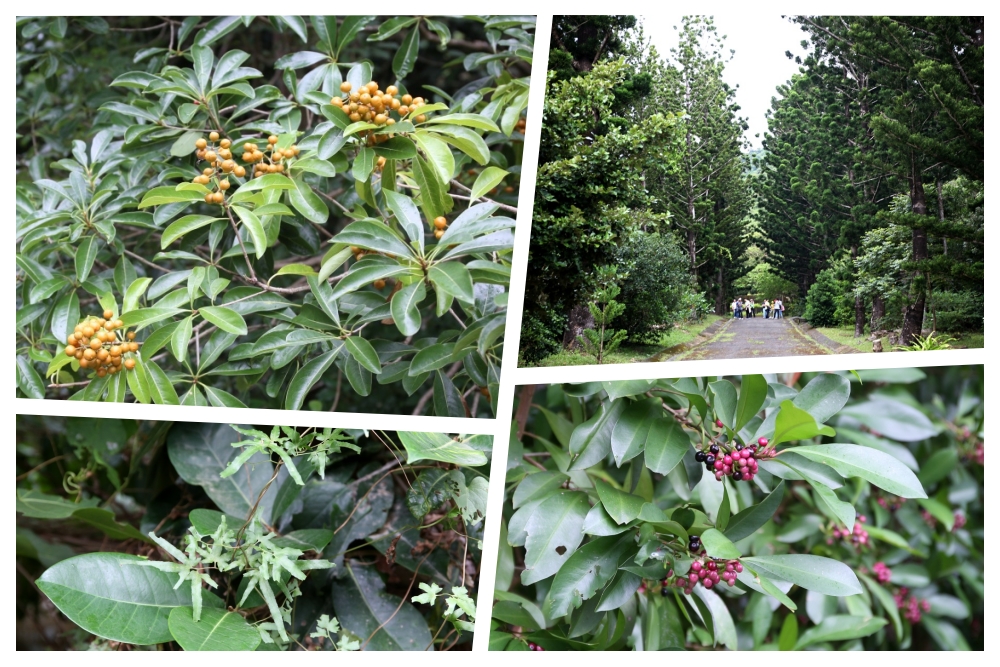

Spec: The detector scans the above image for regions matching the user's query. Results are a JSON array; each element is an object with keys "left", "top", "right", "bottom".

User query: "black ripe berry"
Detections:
[
  {"left": 705, "top": 454, "right": 716, "bottom": 465},
  {"left": 661, "top": 586, "right": 670, "bottom": 596},
  {"left": 709, "top": 444, "right": 720, "bottom": 455},
  {"left": 695, "top": 451, "right": 707, "bottom": 462},
  {"left": 735, "top": 443, "right": 744, "bottom": 451},
  {"left": 733, "top": 471, "right": 743, "bottom": 481}
]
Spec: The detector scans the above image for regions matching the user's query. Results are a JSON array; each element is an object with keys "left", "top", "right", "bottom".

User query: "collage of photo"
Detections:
[{"left": 14, "top": 14, "right": 984, "bottom": 653}]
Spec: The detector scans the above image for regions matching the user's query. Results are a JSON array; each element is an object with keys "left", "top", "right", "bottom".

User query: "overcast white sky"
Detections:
[{"left": 638, "top": 14, "right": 810, "bottom": 149}]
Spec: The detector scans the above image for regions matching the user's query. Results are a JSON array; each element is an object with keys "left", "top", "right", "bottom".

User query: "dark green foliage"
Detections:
[
  {"left": 615, "top": 234, "right": 692, "bottom": 343},
  {"left": 494, "top": 366, "right": 984, "bottom": 651},
  {"left": 805, "top": 267, "right": 848, "bottom": 327},
  {"left": 576, "top": 266, "right": 627, "bottom": 364},
  {"left": 16, "top": 416, "right": 489, "bottom": 650}
]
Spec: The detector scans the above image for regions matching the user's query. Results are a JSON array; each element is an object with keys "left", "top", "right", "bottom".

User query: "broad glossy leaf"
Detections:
[
  {"left": 792, "top": 444, "right": 927, "bottom": 498},
  {"left": 709, "top": 380, "right": 738, "bottom": 429},
  {"left": 390, "top": 281, "right": 426, "bottom": 336},
  {"left": 344, "top": 336, "right": 381, "bottom": 374},
  {"left": 610, "top": 399, "right": 658, "bottom": 466},
  {"left": 771, "top": 400, "right": 836, "bottom": 445},
  {"left": 734, "top": 374, "right": 767, "bottom": 431},
  {"left": 334, "top": 219, "right": 414, "bottom": 258},
  {"left": 700, "top": 528, "right": 741, "bottom": 559},
  {"left": 284, "top": 348, "right": 341, "bottom": 411},
  {"left": 382, "top": 189, "right": 424, "bottom": 251},
  {"left": 521, "top": 491, "right": 589, "bottom": 586},
  {"left": 16, "top": 490, "right": 100, "bottom": 518},
  {"left": 568, "top": 399, "right": 626, "bottom": 471},
  {"left": 397, "top": 431, "right": 487, "bottom": 466},
  {"left": 168, "top": 606, "right": 260, "bottom": 651},
  {"left": 795, "top": 373, "right": 851, "bottom": 422},
  {"left": 231, "top": 205, "right": 267, "bottom": 258},
  {"left": 198, "top": 306, "right": 247, "bottom": 336},
  {"left": 742, "top": 554, "right": 862, "bottom": 596},
  {"left": 644, "top": 418, "right": 689, "bottom": 475},
  {"left": 413, "top": 131, "right": 454, "bottom": 184},
  {"left": 75, "top": 236, "right": 99, "bottom": 283},
  {"left": 166, "top": 422, "right": 275, "bottom": 518},
  {"left": 794, "top": 614, "right": 886, "bottom": 649},
  {"left": 429, "top": 261, "right": 474, "bottom": 304},
  {"left": 594, "top": 479, "right": 645, "bottom": 525},
  {"left": 694, "top": 586, "right": 738, "bottom": 650},
  {"left": 120, "top": 307, "right": 185, "bottom": 331},
  {"left": 838, "top": 397, "right": 937, "bottom": 442},
  {"left": 37, "top": 553, "right": 216, "bottom": 645},
  {"left": 331, "top": 562, "right": 433, "bottom": 651},
  {"left": 723, "top": 481, "right": 785, "bottom": 542}
]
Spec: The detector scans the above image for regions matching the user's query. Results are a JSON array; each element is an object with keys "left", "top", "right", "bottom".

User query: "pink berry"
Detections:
[
  {"left": 715, "top": 460, "right": 724, "bottom": 470},
  {"left": 723, "top": 455, "right": 733, "bottom": 465},
  {"left": 703, "top": 579, "right": 714, "bottom": 589},
  {"left": 689, "top": 573, "right": 699, "bottom": 583},
  {"left": 758, "top": 437, "right": 768, "bottom": 447},
  {"left": 716, "top": 419, "right": 723, "bottom": 428},
  {"left": 735, "top": 562, "right": 743, "bottom": 573},
  {"left": 691, "top": 561, "right": 702, "bottom": 572},
  {"left": 715, "top": 471, "right": 724, "bottom": 481}
]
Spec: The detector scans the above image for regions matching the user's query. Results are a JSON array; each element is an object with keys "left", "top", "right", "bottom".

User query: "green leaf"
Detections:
[
  {"left": 390, "top": 281, "right": 426, "bottom": 336},
  {"left": 382, "top": 189, "right": 424, "bottom": 251},
  {"left": 742, "top": 554, "right": 862, "bottom": 596},
  {"left": 37, "top": 553, "right": 214, "bottom": 645},
  {"left": 409, "top": 343, "right": 454, "bottom": 375},
  {"left": 794, "top": 373, "right": 851, "bottom": 422},
  {"left": 521, "top": 491, "right": 590, "bottom": 586},
  {"left": 917, "top": 448, "right": 959, "bottom": 487},
  {"left": 709, "top": 380, "right": 738, "bottom": 429},
  {"left": 413, "top": 132, "right": 454, "bottom": 184},
  {"left": 198, "top": 306, "right": 247, "bottom": 336},
  {"left": 772, "top": 400, "right": 836, "bottom": 445},
  {"left": 170, "top": 130, "right": 202, "bottom": 157},
  {"left": 392, "top": 24, "right": 419, "bottom": 79},
  {"left": 609, "top": 398, "right": 657, "bottom": 466},
  {"left": 373, "top": 136, "right": 417, "bottom": 160},
  {"left": 120, "top": 307, "right": 185, "bottom": 331},
  {"left": 284, "top": 348, "right": 341, "bottom": 411},
  {"left": 344, "top": 336, "right": 381, "bottom": 374},
  {"left": 470, "top": 166, "right": 509, "bottom": 201},
  {"left": 334, "top": 219, "right": 414, "bottom": 258},
  {"left": 568, "top": 399, "right": 626, "bottom": 471},
  {"left": 427, "top": 113, "right": 500, "bottom": 133},
  {"left": 71, "top": 508, "right": 151, "bottom": 543},
  {"left": 694, "top": 587, "right": 738, "bottom": 650},
  {"left": 794, "top": 614, "right": 887, "bottom": 649},
  {"left": 643, "top": 418, "right": 689, "bottom": 475},
  {"left": 330, "top": 562, "right": 433, "bottom": 651},
  {"left": 292, "top": 157, "right": 337, "bottom": 177},
  {"left": 858, "top": 572, "right": 903, "bottom": 639},
  {"left": 287, "top": 175, "right": 329, "bottom": 224},
  {"left": 429, "top": 261, "right": 474, "bottom": 304},
  {"left": 75, "top": 236, "right": 99, "bottom": 283},
  {"left": 735, "top": 374, "right": 768, "bottom": 431},
  {"left": 166, "top": 422, "right": 275, "bottom": 518},
  {"left": 594, "top": 478, "right": 646, "bottom": 525},
  {"left": 724, "top": 481, "right": 785, "bottom": 542},
  {"left": 231, "top": 205, "right": 268, "bottom": 258},
  {"left": 352, "top": 146, "right": 376, "bottom": 182},
  {"left": 838, "top": 397, "right": 937, "bottom": 441},
  {"left": 161, "top": 215, "right": 221, "bottom": 248},
  {"left": 917, "top": 497, "right": 955, "bottom": 531},
  {"left": 16, "top": 490, "right": 100, "bottom": 518},
  {"left": 792, "top": 444, "right": 927, "bottom": 498},
  {"left": 397, "top": 431, "right": 487, "bottom": 467},
  {"left": 778, "top": 613, "right": 798, "bottom": 651},
  {"left": 700, "top": 528, "right": 741, "bottom": 559},
  {"left": 168, "top": 606, "right": 261, "bottom": 651},
  {"left": 50, "top": 290, "right": 79, "bottom": 344}
]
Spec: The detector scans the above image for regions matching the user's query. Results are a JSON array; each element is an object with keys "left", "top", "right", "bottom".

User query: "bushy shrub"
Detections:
[
  {"left": 805, "top": 267, "right": 848, "bottom": 327},
  {"left": 930, "top": 290, "right": 984, "bottom": 332},
  {"left": 615, "top": 233, "right": 694, "bottom": 343}
]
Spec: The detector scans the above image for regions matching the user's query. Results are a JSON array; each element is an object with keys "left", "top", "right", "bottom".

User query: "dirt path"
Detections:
[{"left": 663, "top": 317, "right": 851, "bottom": 361}]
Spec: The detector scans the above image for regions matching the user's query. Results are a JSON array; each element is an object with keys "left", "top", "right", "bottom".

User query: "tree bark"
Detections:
[
  {"left": 715, "top": 266, "right": 726, "bottom": 315},
  {"left": 901, "top": 151, "right": 929, "bottom": 345},
  {"left": 851, "top": 245, "right": 865, "bottom": 336},
  {"left": 563, "top": 303, "right": 595, "bottom": 349},
  {"left": 872, "top": 295, "right": 885, "bottom": 330}
]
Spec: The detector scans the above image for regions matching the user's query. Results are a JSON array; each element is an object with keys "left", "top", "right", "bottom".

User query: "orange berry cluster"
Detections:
[
  {"left": 246, "top": 135, "right": 300, "bottom": 178},
  {"left": 193, "top": 131, "right": 244, "bottom": 204},
  {"left": 433, "top": 216, "right": 448, "bottom": 240},
  {"left": 331, "top": 81, "right": 430, "bottom": 146},
  {"left": 64, "top": 310, "right": 138, "bottom": 377}
]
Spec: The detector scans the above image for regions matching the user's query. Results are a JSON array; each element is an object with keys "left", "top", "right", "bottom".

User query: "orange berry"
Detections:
[
  {"left": 220, "top": 138, "right": 231, "bottom": 149},
  {"left": 195, "top": 138, "right": 208, "bottom": 150},
  {"left": 434, "top": 216, "right": 448, "bottom": 229},
  {"left": 103, "top": 309, "right": 114, "bottom": 320},
  {"left": 234, "top": 165, "right": 246, "bottom": 178},
  {"left": 124, "top": 358, "right": 136, "bottom": 370},
  {"left": 129, "top": 342, "right": 139, "bottom": 352},
  {"left": 65, "top": 345, "right": 76, "bottom": 356},
  {"left": 209, "top": 131, "right": 220, "bottom": 142},
  {"left": 340, "top": 81, "right": 352, "bottom": 93},
  {"left": 373, "top": 279, "right": 386, "bottom": 290},
  {"left": 204, "top": 151, "right": 217, "bottom": 163},
  {"left": 79, "top": 358, "right": 90, "bottom": 368},
  {"left": 434, "top": 229, "right": 445, "bottom": 239}
]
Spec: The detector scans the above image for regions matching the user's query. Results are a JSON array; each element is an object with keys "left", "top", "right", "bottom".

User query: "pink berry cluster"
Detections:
[
  {"left": 893, "top": 587, "right": 931, "bottom": 623},
  {"left": 696, "top": 436, "right": 768, "bottom": 483},
  {"left": 876, "top": 495, "right": 906, "bottom": 511},
  {"left": 526, "top": 642, "right": 545, "bottom": 651},
  {"left": 872, "top": 561, "right": 892, "bottom": 584},
  {"left": 828, "top": 514, "right": 869, "bottom": 547},
  {"left": 662, "top": 558, "right": 743, "bottom": 594},
  {"left": 920, "top": 509, "right": 937, "bottom": 528},
  {"left": 972, "top": 441, "right": 984, "bottom": 465},
  {"left": 953, "top": 512, "right": 967, "bottom": 531}
]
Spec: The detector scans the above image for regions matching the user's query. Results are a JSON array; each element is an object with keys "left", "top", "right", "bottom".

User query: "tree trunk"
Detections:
[
  {"left": 901, "top": 152, "right": 929, "bottom": 345},
  {"left": 872, "top": 295, "right": 885, "bottom": 330},
  {"left": 715, "top": 266, "right": 726, "bottom": 315},
  {"left": 851, "top": 245, "right": 865, "bottom": 337},
  {"left": 563, "top": 303, "right": 595, "bottom": 349}
]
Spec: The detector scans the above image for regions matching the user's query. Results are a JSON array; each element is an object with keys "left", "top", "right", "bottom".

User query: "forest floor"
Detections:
[
  {"left": 817, "top": 326, "right": 984, "bottom": 352},
  {"left": 664, "top": 316, "right": 848, "bottom": 360}
]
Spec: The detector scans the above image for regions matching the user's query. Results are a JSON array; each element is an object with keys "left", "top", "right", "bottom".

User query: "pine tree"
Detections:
[{"left": 577, "top": 266, "right": 628, "bottom": 364}]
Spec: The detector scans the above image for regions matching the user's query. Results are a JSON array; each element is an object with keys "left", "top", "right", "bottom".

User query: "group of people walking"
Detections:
[{"left": 731, "top": 297, "right": 784, "bottom": 320}]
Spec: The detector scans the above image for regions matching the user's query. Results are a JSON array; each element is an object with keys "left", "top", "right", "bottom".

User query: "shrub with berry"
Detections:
[
  {"left": 16, "top": 15, "right": 533, "bottom": 416},
  {"left": 17, "top": 415, "right": 491, "bottom": 650},
  {"left": 491, "top": 366, "right": 983, "bottom": 650}
]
